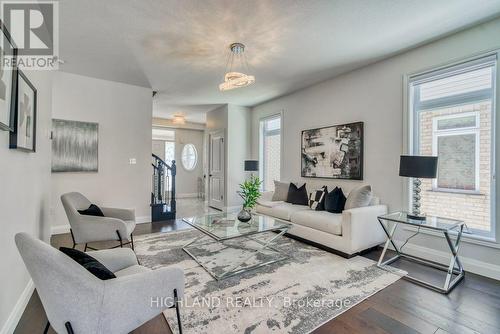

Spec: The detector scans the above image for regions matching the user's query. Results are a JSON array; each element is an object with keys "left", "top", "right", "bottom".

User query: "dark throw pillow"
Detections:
[
  {"left": 286, "top": 183, "right": 309, "bottom": 206},
  {"left": 309, "top": 186, "right": 328, "bottom": 211},
  {"left": 59, "top": 247, "right": 116, "bottom": 280},
  {"left": 325, "top": 187, "right": 346, "bottom": 213},
  {"left": 78, "top": 204, "right": 104, "bottom": 217}
]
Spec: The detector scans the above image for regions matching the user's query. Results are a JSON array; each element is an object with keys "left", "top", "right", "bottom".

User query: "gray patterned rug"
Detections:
[{"left": 134, "top": 228, "right": 402, "bottom": 334}]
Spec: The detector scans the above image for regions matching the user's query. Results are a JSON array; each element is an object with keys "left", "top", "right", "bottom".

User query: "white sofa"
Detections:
[{"left": 256, "top": 191, "right": 387, "bottom": 257}]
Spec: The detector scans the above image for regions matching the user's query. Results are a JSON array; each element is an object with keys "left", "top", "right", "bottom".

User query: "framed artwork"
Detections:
[
  {"left": 51, "top": 119, "right": 99, "bottom": 173},
  {"left": 10, "top": 71, "right": 37, "bottom": 152},
  {"left": 301, "top": 121, "right": 364, "bottom": 180},
  {"left": 0, "top": 21, "right": 17, "bottom": 131}
]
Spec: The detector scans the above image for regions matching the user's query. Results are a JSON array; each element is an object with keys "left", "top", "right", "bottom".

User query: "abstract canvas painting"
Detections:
[
  {"left": 51, "top": 119, "right": 98, "bottom": 172},
  {"left": 301, "top": 122, "right": 363, "bottom": 180},
  {"left": 0, "top": 23, "right": 17, "bottom": 131},
  {"left": 10, "top": 71, "right": 37, "bottom": 152}
]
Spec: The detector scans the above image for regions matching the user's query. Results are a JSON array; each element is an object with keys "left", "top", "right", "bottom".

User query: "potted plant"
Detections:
[{"left": 237, "top": 175, "right": 262, "bottom": 222}]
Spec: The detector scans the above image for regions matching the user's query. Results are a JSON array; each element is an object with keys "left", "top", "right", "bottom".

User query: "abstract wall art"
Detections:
[
  {"left": 51, "top": 119, "right": 99, "bottom": 172},
  {"left": 0, "top": 22, "right": 17, "bottom": 131},
  {"left": 10, "top": 71, "right": 37, "bottom": 152},
  {"left": 301, "top": 122, "right": 363, "bottom": 180}
]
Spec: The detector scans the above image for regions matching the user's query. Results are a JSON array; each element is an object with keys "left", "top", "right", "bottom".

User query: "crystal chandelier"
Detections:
[{"left": 219, "top": 43, "right": 255, "bottom": 91}]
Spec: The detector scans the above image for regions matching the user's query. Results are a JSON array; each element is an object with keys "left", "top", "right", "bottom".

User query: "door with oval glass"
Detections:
[{"left": 208, "top": 130, "right": 225, "bottom": 210}]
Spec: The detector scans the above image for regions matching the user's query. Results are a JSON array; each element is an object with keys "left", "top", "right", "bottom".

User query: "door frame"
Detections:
[{"left": 208, "top": 129, "right": 226, "bottom": 210}]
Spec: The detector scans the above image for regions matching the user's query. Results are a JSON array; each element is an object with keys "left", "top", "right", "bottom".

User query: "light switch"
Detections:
[{"left": 129, "top": 158, "right": 137, "bottom": 165}]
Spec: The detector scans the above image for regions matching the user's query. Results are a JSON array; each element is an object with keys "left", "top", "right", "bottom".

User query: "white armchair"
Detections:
[
  {"left": 61, "top": 192, "right": 136, "bottom": 251},
  {"left": 15, "top": 233, "right": 184, "bottom": 334}
]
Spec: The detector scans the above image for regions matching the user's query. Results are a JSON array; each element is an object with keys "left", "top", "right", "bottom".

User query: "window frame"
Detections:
[
  {"left": 259, "top": 113, "right": 282, "bottom": 191},
  {"left": 404, "top": 51, "right": 498, "bottom": 240},
  {"left": 431, "top": 112, "right": 481, "bottom": 193},
  {"left": 181, "top": 143, "right": 198, "bottom": 171}
]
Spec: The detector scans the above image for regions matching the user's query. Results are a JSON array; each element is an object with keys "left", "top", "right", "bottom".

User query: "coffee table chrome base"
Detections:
[
  {"left": 377, "top": 219, "right": 464, "bottom": 294},
  {"left": 183, "top": 228, "right": 289, "bottom": 280}
]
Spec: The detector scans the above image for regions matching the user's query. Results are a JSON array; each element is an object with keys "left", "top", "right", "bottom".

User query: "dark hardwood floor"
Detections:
[{"left": 15, "top": 218, "right": 500, "bottom": 334}]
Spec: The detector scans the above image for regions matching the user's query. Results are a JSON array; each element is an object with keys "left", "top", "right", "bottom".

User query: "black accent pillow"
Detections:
[
  {"left": 286, "top": 183, "right": 308, "bottom": 206},
  {"left": 309, "top": 186, "right": 328, "bottom": 211},
  {"left": 325, "top": 187, "right": 346, "bottom": 213},
  {"left": 78, "top": 204, "right": 104, "bottom": 217},
  {"left": 59, "top": 247, "right": 116, "bottom": 280}
]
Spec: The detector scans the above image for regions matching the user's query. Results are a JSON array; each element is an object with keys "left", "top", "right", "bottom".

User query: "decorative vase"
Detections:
[{"left": 237, "top": 208, "right": 252, "bottom": 222}]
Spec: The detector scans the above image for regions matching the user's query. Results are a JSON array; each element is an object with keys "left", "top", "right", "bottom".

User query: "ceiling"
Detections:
[{"left": 58, "top": 0, "right": 500, "bottom": 123}]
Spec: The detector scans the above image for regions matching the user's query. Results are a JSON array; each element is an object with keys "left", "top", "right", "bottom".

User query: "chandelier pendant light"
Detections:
[{"left": 219, "top": 42, "right": 255, "bottom": 91}]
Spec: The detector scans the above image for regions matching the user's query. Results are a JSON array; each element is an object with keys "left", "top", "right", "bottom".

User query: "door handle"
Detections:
[{"left": 209, "top": 174, "right": 213, "bottom": 177}]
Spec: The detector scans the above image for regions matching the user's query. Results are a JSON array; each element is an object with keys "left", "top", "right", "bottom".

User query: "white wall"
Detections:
[
  {"left": 0, "top": 70, "right": 53, "bottom": 333},
  {"left": 227, "top": 105, "right": 251, "bottom": 208},
  {"left": 205, "top": 104, "right": 251, "bottom": 209},
  {"left": 175, "top": 128, "right": 204, "bottom": 197},
  {"left": 251, "top": 17, "right": 500, "bottom": 279},
  {"left": 51, "top": 72, "right": 152, "bottom": 230}
]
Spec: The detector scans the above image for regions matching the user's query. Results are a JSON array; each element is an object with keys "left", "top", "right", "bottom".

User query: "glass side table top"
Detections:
[
  {"left": 182, "top": 213, "right": 291, "bottom": 241},
  {"left": 378, "top": 211, "right": 464, "bottom": 232}
]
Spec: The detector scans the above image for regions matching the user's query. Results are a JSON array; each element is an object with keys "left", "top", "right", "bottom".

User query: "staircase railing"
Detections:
[{"left": 151, "top": 154, "right": 176, "bottom": 221}]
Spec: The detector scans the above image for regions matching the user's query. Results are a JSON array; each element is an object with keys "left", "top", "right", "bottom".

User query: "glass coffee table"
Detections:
[
  {"left": 182, "top": 213, "right": 291, "bottom": 280},
  {"left": 377, "top": 211, "right": 465, "bottom": 294}
]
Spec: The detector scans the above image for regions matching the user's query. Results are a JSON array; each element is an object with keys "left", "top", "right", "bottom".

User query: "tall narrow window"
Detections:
[
  {"left": 259, "top": 114, "right": 281, "bottom": 191},
  {"left": 408, "top": 54, "right": 496, "bottom": 236}
]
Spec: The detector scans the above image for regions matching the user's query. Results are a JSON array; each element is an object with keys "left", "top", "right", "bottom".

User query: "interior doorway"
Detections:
[{"left": 208, "top": 130, "right": 225, "bottom": 210}]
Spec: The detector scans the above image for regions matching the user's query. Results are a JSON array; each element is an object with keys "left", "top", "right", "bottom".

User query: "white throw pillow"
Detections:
[
  {"left": 272, "top": 181, "right": 292, "bottom": 201},
  {"left": 345, "top": 185, "right": 373, "bottom": 210}
]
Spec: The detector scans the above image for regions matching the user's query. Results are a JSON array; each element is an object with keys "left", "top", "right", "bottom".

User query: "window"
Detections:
[
  {"left": 408, "top": 54, "right": 496, "bottom": 236},
  {"left": 181, "top": 144, "right": 197, "bottom": 171},
  {"left": 164, "top": 141, "right": 175, "bottom": 191},
  {"left": 259, "top": 114, "right": 281, "bottom": 191},
  {"left": 165, "top": 141, "right": 175, "bottom": 164},
  {"left": 432, "top": 112, "right": 480, "bottom": 192}
]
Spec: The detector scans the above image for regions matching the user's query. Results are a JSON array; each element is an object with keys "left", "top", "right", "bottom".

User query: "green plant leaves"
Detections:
[{"left": 238, "top": 175, "right": 263, "bottom": 209}]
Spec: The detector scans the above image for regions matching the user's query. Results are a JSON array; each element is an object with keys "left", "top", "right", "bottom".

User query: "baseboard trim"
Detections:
[
  {"left": 51, "top": 215, "right": 152, "bottom": 235},
  {"left": 51, "top": 224, "right": 70, "bottom": 235},
  {"left": 136, "top": 215, "right": 151, "bottom": 224},
  {"left": 388, "top": 242, "right": 500, "bottom": 280},
  {"left": 176, "top": 193, "right": 199, "bottom": 199},
  {"left": 0, "top": 280, "right": 34, "bottom": 334}
]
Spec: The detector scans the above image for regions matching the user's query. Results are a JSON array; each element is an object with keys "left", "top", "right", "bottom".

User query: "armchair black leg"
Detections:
[
  {"left": 65, "top": 322, "right": 74, "bottom": 334},
  {"left": 70, "top": 229, "right": 76, "bottom": 249},
  {"left": 130, "top": 233, "right": 134, "bottom": 250},
  {"left": 116, "top": 230, "right": 123, "bottom": 248},
  {"left": 84, "top": 243, "right": 88, "bottom": 252},
  {"left": 174, "top": 289, "right": 182, "bottom": 334},
  {"left": 43, "top": 321, "right": 50, "bottom": 334}
]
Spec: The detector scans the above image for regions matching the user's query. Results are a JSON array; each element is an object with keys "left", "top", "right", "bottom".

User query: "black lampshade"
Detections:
[
  {"left": 399, "top": 155, "right": 438, "bottom": 178},
  {"left": 244, "top": 160, "right": 259, "bottom": 172}
]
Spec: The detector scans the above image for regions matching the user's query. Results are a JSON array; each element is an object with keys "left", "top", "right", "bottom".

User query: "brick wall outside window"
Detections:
[{"left": 418, "top": 101, "right": 491, "bottom": 231}]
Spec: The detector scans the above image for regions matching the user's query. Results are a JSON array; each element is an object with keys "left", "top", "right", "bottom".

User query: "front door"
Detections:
[{"left": 208, "top": 130, "right": 225, "bottom": 210}]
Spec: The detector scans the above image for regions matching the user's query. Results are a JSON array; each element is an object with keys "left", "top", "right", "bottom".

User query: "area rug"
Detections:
[{"left": 134, "top": 228, "right": 403, "bottom": 334}]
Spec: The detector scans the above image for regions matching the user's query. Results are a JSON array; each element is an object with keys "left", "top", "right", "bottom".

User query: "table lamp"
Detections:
[{"left": 399, "top": 155, "right": 438, "bottom": 220}]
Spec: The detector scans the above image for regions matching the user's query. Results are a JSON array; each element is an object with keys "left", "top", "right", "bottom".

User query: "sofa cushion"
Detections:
[
  {"left": 272, "top": 181, "right": 292, "bottom": 201},
  {"left": 309, "top": 186, "right": 328, "bottom": 211},
  {"left": 286, "top": 183, "right": 308, "bottom": 206},
  {"left": 290, "top": 210, "right": 342, "bottom": 236},
  {"left": 78, "top": 204, "right": 104, "bottom": 217},
  {"left": 260, "top": 202, "right": 310, "bottom": 221},
  {"left": 257, "top": 200, "right": 284, "bottom": 208},
  {"left": 114, "top": 264, "right": 150, "bottom": 277},
  {"left": 345, "top": 185, "right": 373, "bottom": 210},
  {"left": 59, "top": 247, "right": 116, "bottom": 280},
  {"left": 325, "top": 187, "right": 346, "bottom": 213}
]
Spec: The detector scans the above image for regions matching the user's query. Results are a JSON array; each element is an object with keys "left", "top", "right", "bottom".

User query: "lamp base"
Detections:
[{"left": 407, "top": 213, "right": 426, "bottom": 221}]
